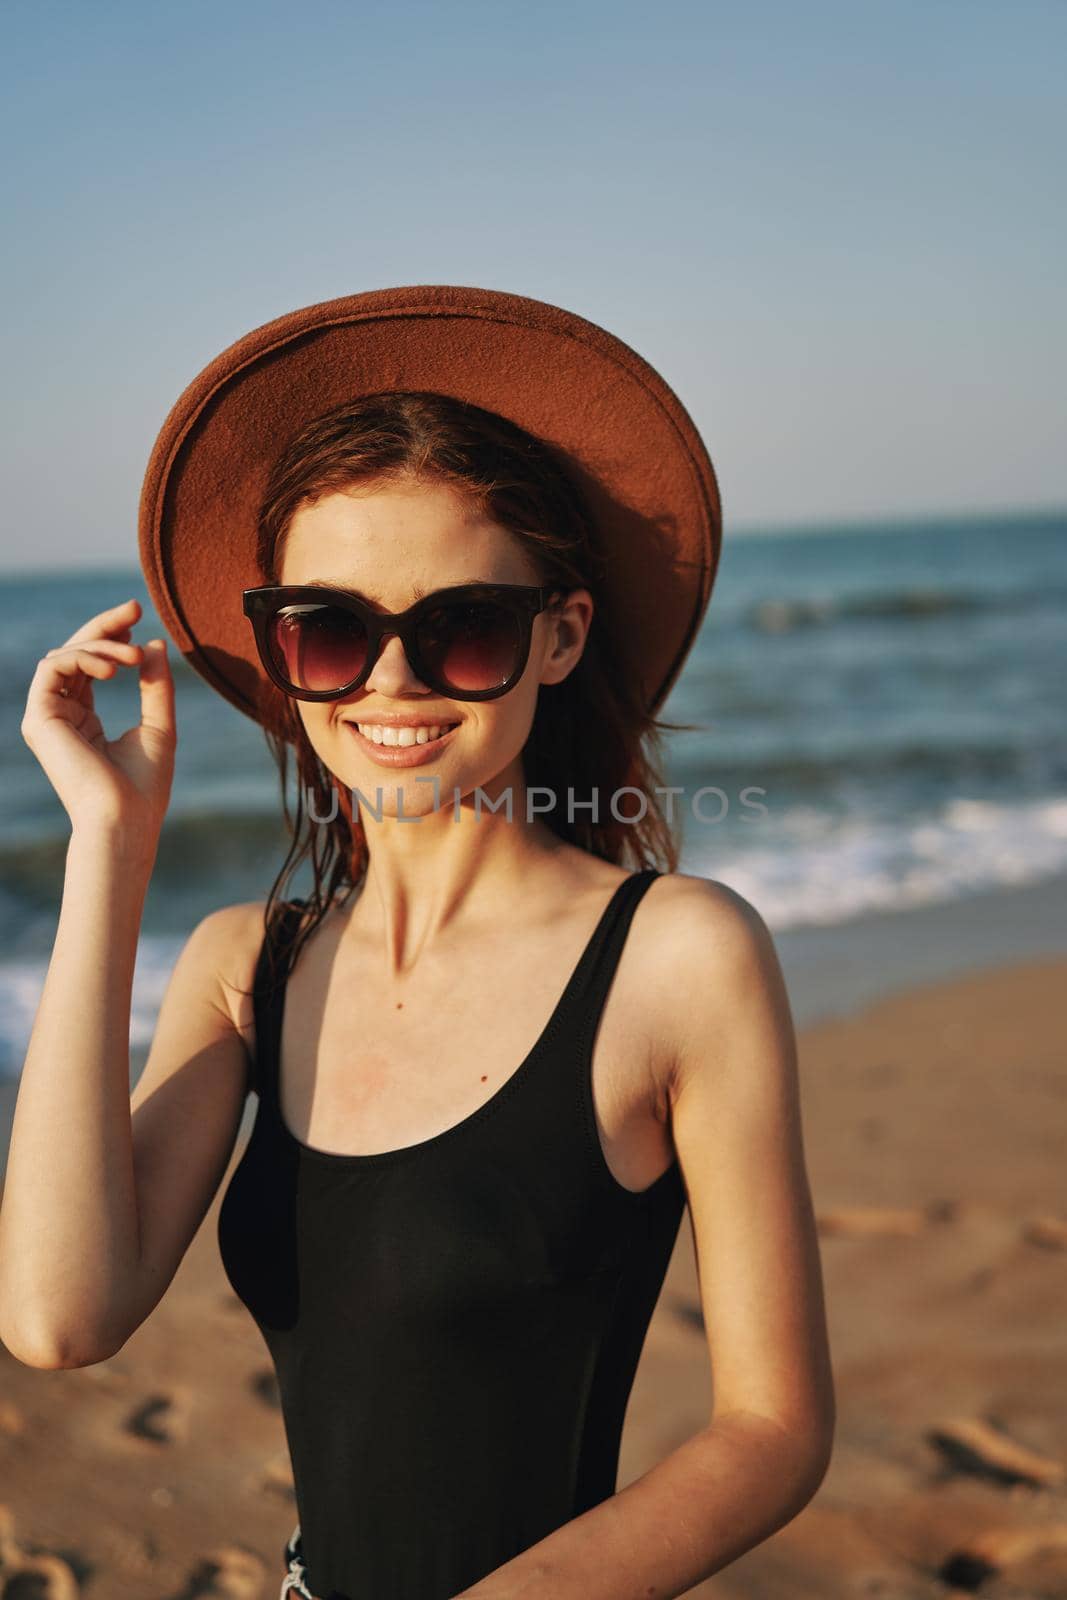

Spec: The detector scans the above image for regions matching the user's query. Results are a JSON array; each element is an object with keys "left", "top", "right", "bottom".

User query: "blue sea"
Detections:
[{"left": 1, "top": 510, "right": 1065, "bottom": 1077}]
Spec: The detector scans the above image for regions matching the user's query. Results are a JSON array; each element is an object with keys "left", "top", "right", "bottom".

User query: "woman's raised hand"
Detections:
[{"left": 20, "top": 597, "right": 176, "bottom": 842}]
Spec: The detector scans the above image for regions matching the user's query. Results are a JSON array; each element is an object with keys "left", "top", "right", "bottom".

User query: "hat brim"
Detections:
[{"left": 139, "top": 284, "right": 722, "bottom": 733}]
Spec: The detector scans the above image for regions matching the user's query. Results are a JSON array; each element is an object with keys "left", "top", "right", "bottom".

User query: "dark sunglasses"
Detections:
[{"left": 243, "top": 582, "right": 565, "bottom": 702}]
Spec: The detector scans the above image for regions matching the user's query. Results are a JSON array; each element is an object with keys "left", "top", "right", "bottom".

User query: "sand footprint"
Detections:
[
  {"left": 939, "top": 1522, "right": 1067, "bottom": 1592},
  {"left": 163, "top": 1545, "right": 266, "bottom": 1599},
  {"left": 927, "top": 1415, "right": 1066, "bottom": 1488},
  {"left": 122, "top": 1387, "right": 192, "bottom": 1446},
  {"left": 256, "top": 1451, "right": 296, "bottom": 1500},
  {"left": 249, "top": 1368, "right": 281, "bottom": 1410},
  {"left": 1023, "top": 1213, "right": 1067, "bottom": 1249},
  {"left": 0, "top": 1504, "right": 80, "bottom": 1599}
]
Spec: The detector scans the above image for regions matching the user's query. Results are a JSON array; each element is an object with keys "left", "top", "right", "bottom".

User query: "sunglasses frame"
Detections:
[{"left": 242, "top": 581, "right": 565, "bottom": 703}]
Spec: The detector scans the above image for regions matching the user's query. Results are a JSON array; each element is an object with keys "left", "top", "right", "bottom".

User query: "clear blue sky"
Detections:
[{"left": 2, "top": 0, "right": 1064, "bottom": 572}]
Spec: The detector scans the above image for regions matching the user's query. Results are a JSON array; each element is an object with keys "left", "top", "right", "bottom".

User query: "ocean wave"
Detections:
[
  {"left": 685, "top": 794, "right": 1067, "bottom": 929},
  {"left": 670, "top": 737, "right": 1067, "bottom": 797},
  {"left": 744, "top": 583, "right": 1066, "bottom": 635}
]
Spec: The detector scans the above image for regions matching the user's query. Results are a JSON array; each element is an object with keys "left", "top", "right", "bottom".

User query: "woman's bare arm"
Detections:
[
  {"left": 0, "top": 838, "right": 260, "bottom": 1367},
  {"left": 124, "top": 898, "right": 263, "bottom": 1347},
  {"left": 0, "top": 595, "right": 260, "bottom": 1367},
  {"left": 0, "top": 827, "right": 152, "bottom": 1365}
]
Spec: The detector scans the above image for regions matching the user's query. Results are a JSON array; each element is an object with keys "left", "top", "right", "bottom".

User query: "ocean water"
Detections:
[{"left": 1, "top": 510, "right": 1065, "bottom": 1076}]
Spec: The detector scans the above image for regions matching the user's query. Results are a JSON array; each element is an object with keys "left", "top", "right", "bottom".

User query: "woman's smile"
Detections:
[{"left": 343, "top": 716, "right": 462, "bottom": 767}]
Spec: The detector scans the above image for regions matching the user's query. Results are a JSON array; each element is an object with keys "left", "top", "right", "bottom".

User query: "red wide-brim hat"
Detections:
[{"left": 139, "top": 284, "right": 722, "bottom": 735}]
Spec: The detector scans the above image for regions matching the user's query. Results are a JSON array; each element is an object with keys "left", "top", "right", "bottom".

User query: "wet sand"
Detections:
[{"left": 1, "top": 919, "right": 1065, "bottom": 1595}]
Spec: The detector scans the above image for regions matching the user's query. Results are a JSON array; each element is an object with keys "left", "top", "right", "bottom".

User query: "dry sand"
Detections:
[{"left": 1, "top": 955, "right": 1065, "bottom": 1598}]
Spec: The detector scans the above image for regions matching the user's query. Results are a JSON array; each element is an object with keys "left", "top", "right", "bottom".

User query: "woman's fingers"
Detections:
[
  {"left": 61, "top": 596, "right": 143, "bottom": 649},
  {"left": 21, "top": 604, "right": 177, "bottom": 837},
  {"left": 43, "top": 648, "right": 123, "bottom": 693},
  {"left": 41, "top": 639, "right": 145, "bottom": 699},
  {"left": 137, "top": 639, "right": 176, "bottom": 741},
  {"left": 45, "top": 638, "right": 144, "bottom": 665}
]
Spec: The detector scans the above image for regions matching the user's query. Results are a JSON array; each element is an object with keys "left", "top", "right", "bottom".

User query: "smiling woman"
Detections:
[
  {"left": 247, "top": 386, "right": 687, "bottom": 970},
  {"left": 0, "top": 285, "right": 833, "bottom": 1600}
]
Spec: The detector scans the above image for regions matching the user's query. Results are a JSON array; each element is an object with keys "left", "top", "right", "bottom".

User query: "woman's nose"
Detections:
[{"left": 363, "top": 630, "right": 429, "bottom": 696}]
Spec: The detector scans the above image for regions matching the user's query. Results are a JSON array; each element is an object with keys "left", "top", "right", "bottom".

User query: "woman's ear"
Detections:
[{"left": 539, "top": 589, "right": 594, "bottom": 686}]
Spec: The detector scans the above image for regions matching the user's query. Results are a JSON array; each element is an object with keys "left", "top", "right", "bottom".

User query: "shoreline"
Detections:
[{"left": 773, "top": 865, "right": 1067, "bottom": 1028}]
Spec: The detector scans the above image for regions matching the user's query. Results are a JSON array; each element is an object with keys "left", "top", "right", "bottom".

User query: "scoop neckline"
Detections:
[{"left": 264, "top": 869, "right": 656, "bottom": 1170}]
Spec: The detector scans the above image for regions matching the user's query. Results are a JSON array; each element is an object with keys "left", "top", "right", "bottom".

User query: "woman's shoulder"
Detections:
[
  {"left": 193, "top": 897, "right": 272, "bottom": 954},
  {"left": 205, "top": 895, "right": 318, "bottom": 970},
  {"left": 547, "top": 854, "right": 771, "bottom": 953},
  {"left": 643, "top": 869, "right": 770, "bottom": 935},
  {"left": 638, "top": 873, "right": 796, "bottom": 1128},
  {"left": 186, "top": 900, "right": 272, "bottom": 1016},
  {"left": 185, "top": 898, "right": 297, "bottom": 1020},
  {"left": 636, "top": 870, "right": 781, "bottom": 1005}
]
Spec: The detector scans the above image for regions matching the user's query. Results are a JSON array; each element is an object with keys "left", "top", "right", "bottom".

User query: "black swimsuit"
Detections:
[{"left": 218, "top": 867, "right": 687, "bottom": 1600}]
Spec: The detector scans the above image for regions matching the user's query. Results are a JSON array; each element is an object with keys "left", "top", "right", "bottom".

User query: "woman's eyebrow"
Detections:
[
  {"left": 302, "top": 577, "right": 427, "bottom": 603},
  {"left": 301, "top": 577, "right": 499, "bottom": 603}
]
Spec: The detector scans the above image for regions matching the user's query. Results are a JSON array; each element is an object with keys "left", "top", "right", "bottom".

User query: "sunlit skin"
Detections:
[{"left": 276, "top": 476, "right": 596, "bottom": 958}]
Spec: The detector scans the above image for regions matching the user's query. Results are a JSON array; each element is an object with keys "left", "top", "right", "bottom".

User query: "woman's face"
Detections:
[{"left": 276, "top": 478, "right": 591, "bottom": 819}]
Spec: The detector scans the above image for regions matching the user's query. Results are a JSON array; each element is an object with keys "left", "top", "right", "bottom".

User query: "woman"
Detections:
[{"left": 1, "top": 287, "right": 834, "bottom": 1600}]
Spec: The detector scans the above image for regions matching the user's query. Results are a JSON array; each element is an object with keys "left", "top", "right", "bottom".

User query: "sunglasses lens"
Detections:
[
  {"left": 418, "top": 600, "right": 524, "bottom": 693},
  {"left": 268, "top": 605, "right": 369, "bottom": 692}
]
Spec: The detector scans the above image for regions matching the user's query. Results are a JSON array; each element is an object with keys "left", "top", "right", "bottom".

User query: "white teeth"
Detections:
[{"left": 355, "top": 723, "right": 453, "bottom": 747}]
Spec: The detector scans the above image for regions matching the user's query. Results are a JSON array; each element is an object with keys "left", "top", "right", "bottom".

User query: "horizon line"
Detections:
[{"left": 1, "top": 500, "right": 1063, "bottom": 581}]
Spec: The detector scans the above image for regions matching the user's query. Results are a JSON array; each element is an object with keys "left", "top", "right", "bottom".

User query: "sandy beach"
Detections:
[{"left": 1, "top": 891, "right": 1065, "bottom": 1598}]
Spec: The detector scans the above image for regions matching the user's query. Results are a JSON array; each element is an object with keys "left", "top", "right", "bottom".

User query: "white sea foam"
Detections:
[{"left": 685, "top": 794, "right": 1067, "bottom": 928}]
